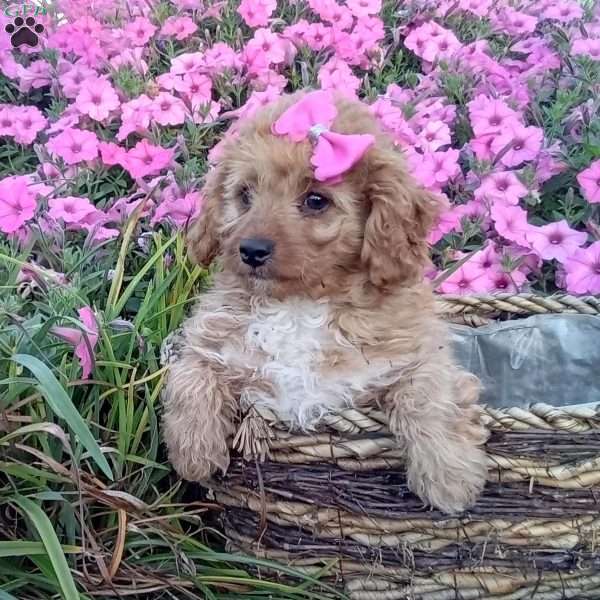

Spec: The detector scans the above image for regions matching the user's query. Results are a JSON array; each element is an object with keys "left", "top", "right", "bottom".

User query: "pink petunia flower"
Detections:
[
  {"left": 201, "top": 43, "right": 242, "bottom": 75},
  {"left": 534, "top": 146, "right": 567, "bottom": 185},
  {"left": 504, "top": 244, "right": 542, "bottom": 276},
  {"left": 151, "top": 192, "right": 202, "bottom": 227},
  {"left": 491, "top": 123, "right": 544, "bottom": 167},
  {"left": 174, "top": 73, "right": 212, "bottom": 107},
  {"left": 70, "top": 34, "right": 108, "bottom": 69},
  {"left": 107, "top": 197, "right": 154, "bottom": 223},
  {"left": 572, "top": 39, "right": 600, "bottom": 61},
  {"left": 110, "top": 47, "right": 149, "bottom": 76},
  {"left": 245, "top": 28, "right": 288, "bottom": 66},
  {"left": 318, "top": 57, "right": 361, "bottom": 98},
  {"left": 468, "top": 95, "right": 521, "bottom": 136},
  {"left": 47, "top": 105, "right": 81, "bottom": 135},
  {"left": 437, "top": 262, "right": 488, "bottom": 295},
  {"left": 160, "top": 16, "right": 197, "bottom": 40},
  {"left": 330, "top": 29, "right": 364, "bottom": 65},
  {"left": 490, "top": 201, "right": 531, "bottom": 246},
  {"left": 78, "top": 210, "right": 119, "bottom": 242},
  {"left": 543, "top": 1, "right": 583, "bottom": 22},
  {"left": 0, "top": 176, "right": 38, "bottom": 234},
  {"left": 48, "top": 196, "right": 98, "bottom": 225},
  {"left": 416, "top": 120, "right": 451, "bottom": 152},
  {"left": 526, "top": 220, "right": 588, "bottom": 263},
  {"left": 75, "top": 78, "right": 120, "bottom": 122},
  {"left": 493, "top": 8, "right": 537, "bottom": 35},
  {"left": 51, "top": 306, "right": 99, "bottom": 379},
  {"left": 123, "top": 140, "right": 175, "bottom": 179},
  {"left": 282, "top": 20, "right": 311, "bottom": 46},
  {"left": 238, "top": 0, "right": 276, "bottom": 27},
  {"left": 192, "top": 100, "right": 221, "bottom": 124},
  {"left": 12, "top": 106, "right": 48, "bottom": 145},
  {"left": 470, "top": 243, "right": 502, "bottom": 271},
  {"left": 577, "top": 159, "right": 600, "bottom": 204},
  {"left": 17, "top": 60, "right": 52, "bottom": 94},
  {"left": 151, "top": 92, "right": 188, "bottom": 126},
  {"left": 59, "top": 63, "right": 99, "bottom": 99},
  {"left": 304, "top": 23, "right": 333, "bottom": 52},
  {"left": 475, "top": 171, "right": 528, "bottom": 205},
  {"left": 125, "top": 17, "right": 157, "bottom": 46},
  {"left": 117, "top": 94, "right": 153, "bottom": 141},
  {"left": 458, "top": 0, "right": 492, "bottom": 17},
  {"left": 427, "top": 202, "right": 462, "bottom": 244},
  {"left": 563, "top": 242, "right": 600, "bottom": 294},
  {"left": 453, "top": 198, "right": 489, "bottom": 231},
  {"left": 470, "top": 133, "right": 496, "bottom": 161},
  {"left": 157, "top": 73, "right": 180, "bottom": 92},
  {"left": 226, "top": 86, "right": 281, "bottom": 122},
  {"left": 346, "top": 0, "right": 381, "bottom": 18},
  {"left": 86, "top": 225, "right": 120, "bottom": 242},
  {"left": 405, "top": 22, "right": 461, "bottom": 63},
  {"left": 321, "top": 2, "right": 354, "bottom": 30},
  {"left": 487, "top": 269, "right": 527, "bottom": 293},
  {"left": 0, "top": 105, "right": 15, "bottom": 137},
  {"left": 170, "top": 52, "right": 205, "bottom": 76},
  {"left": 411, "top": 149, "right": 461, "bottom": 190},
  {"left": 98, "top": 141, "right": 127, "bottom": 167},
  {"left": 46, "top": 128, "right": 100, "bottom": 165},
  {"left": 251, "top": 69, "right": 287, "bottom": 92},
  {"left": 370, "top": 98, "right": 417, "bottom": 146}
]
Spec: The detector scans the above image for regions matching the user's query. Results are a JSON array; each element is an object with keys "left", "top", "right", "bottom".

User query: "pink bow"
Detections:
[{"left": 272, "top": 90, "right": 375, "bottom": 183}]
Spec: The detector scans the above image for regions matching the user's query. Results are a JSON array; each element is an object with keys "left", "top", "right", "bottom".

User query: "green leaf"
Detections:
[
  {"left": 9, "top": 496, "right": 80, "bottom": 600},
  {"left": 0, "top": 590, "right": 19, "bottom": 600},
  {"left": 11, "top": 354, "right": 114, "bottom": 481},
  {"left": 0, "top": 541, "right": 80, "bottom": 558}
]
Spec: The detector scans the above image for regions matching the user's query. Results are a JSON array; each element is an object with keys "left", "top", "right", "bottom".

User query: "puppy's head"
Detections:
[{"left": 189, "top": 91, "right": 440, "bottom": 298}]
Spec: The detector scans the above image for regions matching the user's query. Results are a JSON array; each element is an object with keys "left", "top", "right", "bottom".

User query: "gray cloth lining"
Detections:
[{"left": 450, "top": 314, "right": 600, "bottom": 407}]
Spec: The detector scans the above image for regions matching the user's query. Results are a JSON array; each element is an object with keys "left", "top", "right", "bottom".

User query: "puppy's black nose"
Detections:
[{"left": 239, "top": 238, "right": 274, "bottom": 268}]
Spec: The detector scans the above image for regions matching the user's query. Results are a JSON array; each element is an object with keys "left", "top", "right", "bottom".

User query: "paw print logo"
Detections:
[{"left": 5, "top": 16, "right": 45, "bottom": 48}]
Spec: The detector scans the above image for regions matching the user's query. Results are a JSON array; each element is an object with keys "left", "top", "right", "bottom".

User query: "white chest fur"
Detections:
[{"left": 224, "top": 298, "right": 394, "bottom": 429}]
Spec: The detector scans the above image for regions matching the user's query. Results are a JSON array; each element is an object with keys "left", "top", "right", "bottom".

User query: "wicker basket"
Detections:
[{"left": 211, "top": 294, "right": 600, "bottom": 600}]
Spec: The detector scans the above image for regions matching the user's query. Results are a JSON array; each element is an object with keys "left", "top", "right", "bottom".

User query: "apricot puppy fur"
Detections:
[{"left": 162, "top": 91, "right": 488, "bottom": 513}]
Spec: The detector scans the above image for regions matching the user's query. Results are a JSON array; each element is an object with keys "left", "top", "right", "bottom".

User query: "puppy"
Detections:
[{"left": 162, "top": 90, "right": 488, "bottom": 513}]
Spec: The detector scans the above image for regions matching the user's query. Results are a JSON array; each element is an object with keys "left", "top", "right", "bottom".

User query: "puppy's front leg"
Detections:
[
  {"left": 163, "top": 352, "right": 237, "bottom": 481},
  {"left": 385, "top": 364, "right": 488, "bottom": 513}
]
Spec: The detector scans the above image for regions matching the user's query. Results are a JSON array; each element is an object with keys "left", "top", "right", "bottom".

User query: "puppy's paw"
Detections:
[
  {"left": 165, "top": 427, "right": 230, "bottom": 483},
  {"left": 170, "top": 449, "right": 229, "bottom": 482},
  {"left": 407, "top": 443, "right": 488, "bottom": 514}
]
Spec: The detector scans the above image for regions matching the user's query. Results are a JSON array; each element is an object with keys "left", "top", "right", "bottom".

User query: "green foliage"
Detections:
[{"left": 0, "top": 228, "right": 342, "bottom": 598}]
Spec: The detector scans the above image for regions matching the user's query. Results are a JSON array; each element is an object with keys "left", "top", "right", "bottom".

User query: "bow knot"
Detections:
[
  {"left": 272, "top": 91, "right": 374, "bottom": 183},
  {"left": 308, "top": 123, "right": 328, "bottom": 142}
]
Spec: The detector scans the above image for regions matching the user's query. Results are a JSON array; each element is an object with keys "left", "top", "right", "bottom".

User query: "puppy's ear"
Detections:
[
  {"left": 361, "top": 147, "right": 441, "bottom": 288},
  {"left": 187, "top": 166, "right": 225, "bottom": 266}
]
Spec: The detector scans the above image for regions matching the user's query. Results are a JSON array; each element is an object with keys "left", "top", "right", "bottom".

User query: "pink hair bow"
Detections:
[{"left": 272, "top": 90, "right": 375, "bottom": 183}]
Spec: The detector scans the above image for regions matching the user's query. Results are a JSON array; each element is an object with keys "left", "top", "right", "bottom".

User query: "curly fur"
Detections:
[{"left": 162, "top": 91, "right": 488, "bottom": 513}]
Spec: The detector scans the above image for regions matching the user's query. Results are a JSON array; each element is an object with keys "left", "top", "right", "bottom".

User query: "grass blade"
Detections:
[
  {"left": 11, "top": 354, "right": 113, "bottom": 481},
  {"left": 9, "top": 495, "right": 80, "bottom": 600},
  {"left": 0, "top": 541, "right": 80, "bottom": 558}
]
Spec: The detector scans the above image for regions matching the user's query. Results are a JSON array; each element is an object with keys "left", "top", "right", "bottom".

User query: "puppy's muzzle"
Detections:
[{"left": 240, "top": 238, "right": 274, "bottom": 268}]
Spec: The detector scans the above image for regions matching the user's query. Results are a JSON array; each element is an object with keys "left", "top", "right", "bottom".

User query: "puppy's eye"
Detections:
[
  {"left": 302, "top": 192, "right": 330, "bottom": 213},
  {"left": 239, "top": 187, "right": 252, "bottom": 207}
]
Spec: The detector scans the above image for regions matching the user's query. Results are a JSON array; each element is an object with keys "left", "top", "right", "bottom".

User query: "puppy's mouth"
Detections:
[
  {"left": 247, "top": 269, "right": 272, "bottom": 280},
  {"left": 241, "top": 263, "right": 277, "bottom": 281}
]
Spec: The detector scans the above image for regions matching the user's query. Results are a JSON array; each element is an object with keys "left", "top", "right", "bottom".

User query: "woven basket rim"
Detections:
[{"left": 435, "top": 292, "right": 600, "bottom": 326}]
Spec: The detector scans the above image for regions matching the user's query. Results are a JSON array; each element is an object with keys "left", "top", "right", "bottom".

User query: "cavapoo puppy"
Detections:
[{"left": 162, "top": 90, "right": 488, "bottom": 513}]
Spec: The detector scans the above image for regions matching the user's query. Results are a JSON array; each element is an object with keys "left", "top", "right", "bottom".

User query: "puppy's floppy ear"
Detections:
[
  {"left": 187, "top": 165, "right": 225, "bottom": 266},
  {"left": 361, "top": 147, "right": 441, "bottom": 288}
]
